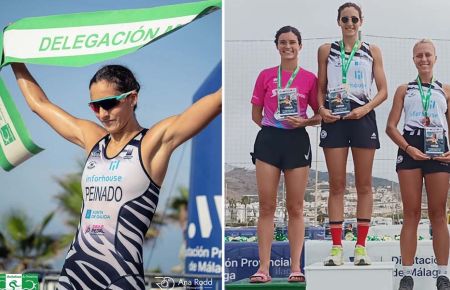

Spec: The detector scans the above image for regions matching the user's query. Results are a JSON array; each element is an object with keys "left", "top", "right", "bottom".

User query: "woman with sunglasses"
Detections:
[
  {"left": 11, "top": 63, "right": 221, "bottom": 290},
  {"left": 249, "top": 26, "right": 320, "bottom": 283},
  {"left": 386, "top": 39, "right": 450, "bottom": 290},
  {"left": 317, "top": 2, "right": 387, "bottom": 266}
]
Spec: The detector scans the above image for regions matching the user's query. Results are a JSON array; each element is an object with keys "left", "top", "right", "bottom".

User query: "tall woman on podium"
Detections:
[
  {"left": 249, "top": 25, "right": 320, "bottom": 283},
  {"left": 317, "top": 2, "right": 387, "bottom": 266}
]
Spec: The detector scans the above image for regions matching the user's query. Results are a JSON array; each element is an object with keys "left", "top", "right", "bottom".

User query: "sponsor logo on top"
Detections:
[
  {"left": 85, "top": 209, "right": 111, "bottom": 220},
  {"left": 109, "top": 160, "right": 120, "bottom": 171},
  {"left": 354, "top": 70, "right": 363, "bottom": 80},
  {"left": 87, "top": 161, "right": 96, "bottom": 169},
  {"left": 84, "top": 224, "right": 105, "bottom": 235},
  {"left": 270, "top": 89, "right": 278, "bottom": 98},
  {"left": 123, "top": 148, "right": 133, "bottom": 159}
]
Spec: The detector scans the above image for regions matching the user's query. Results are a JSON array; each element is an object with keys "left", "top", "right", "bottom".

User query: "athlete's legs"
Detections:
[
  {"left": 398, "top": 169, "right": 423, "bottom": 266},
  {"left": 322, "top": 148, "right": 348, "bottom": 265},
  {"left": 352, "top": 148, "right": 375, "bottom": 244},
  {"left": 255, "top": 159, "right": 281, "bottom": 274},
  {"left": 424, "top": 172, "right": 450, "bottom": 266},
  {"left": 284, "top": 166, "right": 309, "bottom": 273},
  {"left": 324, "top": 148, "right": 349, "bottom": 226}
]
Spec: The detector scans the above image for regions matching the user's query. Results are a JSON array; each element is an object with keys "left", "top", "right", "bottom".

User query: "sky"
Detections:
[
  {"left": 224, "top": 0, "right": 450, "bottom": 182},
  {"left": 225, "top": 0, "right": 450, "bottom": 41},
  {"left": 0, "top": 0, "right": 221, "bottom": 271}
]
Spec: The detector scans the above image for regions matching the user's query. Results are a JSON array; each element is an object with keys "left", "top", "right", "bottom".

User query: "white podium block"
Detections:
[{"left": 304, "top": 262, "right": 395, "bottom": 290}]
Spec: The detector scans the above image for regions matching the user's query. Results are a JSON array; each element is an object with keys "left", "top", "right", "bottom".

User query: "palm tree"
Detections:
[
  {"left": 226, "top": 197, "right": 237, "bottom": 224},
  {"left": 241, "top": 196, "right": 251, "bottom": 225},
  {"left": 54, "top": 170, "right": 83, "bottom": 248},
  {"left": 169, "top": 186, "right": 189, "bottom": 228},
  {"left": 0, "top": 232, "right": 11, "bottom": 271},
  {"left": 168, "top": 186, "right": 189, "bottom": 274},
  {"left": 0, "top": 210, "right": 59, "bottom": 272}
]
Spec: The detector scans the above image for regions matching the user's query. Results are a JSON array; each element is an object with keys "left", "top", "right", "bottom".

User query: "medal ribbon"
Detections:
[
  {"left": 416, "top": 75, "right": 433, "bottom": 118},
  {"left": 339, "top": 39, "right": 360, "bottom": 84},
  {"left": 277, "top": 65, "right": 300, "bottom": 90}
]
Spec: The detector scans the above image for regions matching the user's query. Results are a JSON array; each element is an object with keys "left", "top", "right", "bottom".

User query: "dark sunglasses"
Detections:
[
  {"left": 88, "top": 91, "right": 134, "bottom": 113},
  {"left": 341, "top": 16, "right": 359, "bottom": 24}
]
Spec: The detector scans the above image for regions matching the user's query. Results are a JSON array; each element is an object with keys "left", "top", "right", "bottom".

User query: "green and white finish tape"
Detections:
[
  {"left": 0, "top": 77, "right": 43, "bottom": 171},
  {"left": 0, "top": 0, "right": 221, "bottom": 171}
]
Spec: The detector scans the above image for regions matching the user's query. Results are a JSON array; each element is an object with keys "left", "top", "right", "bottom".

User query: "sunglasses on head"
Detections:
[
  {"left": 88, "top": 91, "right": 134, "bottom": 113},
  {"left": 341, "top": 16, "right": 359, "bottom": 24}
]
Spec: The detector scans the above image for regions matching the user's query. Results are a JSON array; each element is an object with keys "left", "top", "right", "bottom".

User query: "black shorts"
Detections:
[
  {"left": 319, "top": 102, "right": 380, "bottom": 149},
  {"left": 396, "top": 129, "right": 450, "bottom": 174},
  {"left": 251, "top": 126, "right": 311, "bottom": 170}
]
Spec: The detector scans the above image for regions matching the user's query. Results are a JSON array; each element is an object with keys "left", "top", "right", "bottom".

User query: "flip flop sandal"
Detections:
[
  {"left": 249, "top": 272, "right": 272, "bottom": 283},
  {"left": 288, "top": 271, "right": 305, "bottom": 283}
]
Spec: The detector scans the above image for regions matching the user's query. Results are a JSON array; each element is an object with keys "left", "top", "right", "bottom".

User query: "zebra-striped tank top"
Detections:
[
  {"left": 58, "top": 129, "right": 160, "bottom": 290},
  {"left": 403, "top": 79, "right": 448, "bottom": 132},
  {"left": 326, "top": 41, "right": 374, "bottom": 105}
]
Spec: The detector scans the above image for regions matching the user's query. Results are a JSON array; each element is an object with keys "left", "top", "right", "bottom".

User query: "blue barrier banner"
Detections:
[
  {"left": 186, "top": 62, "right": 222, "bottom": 287},
  {"left": 225, "top": 241, "right": 306, "bottom": 283}
]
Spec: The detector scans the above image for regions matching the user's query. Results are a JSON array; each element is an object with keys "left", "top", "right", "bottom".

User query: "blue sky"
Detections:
[{"left": 0, "top": 0, "right": 221, "bottom": 270}]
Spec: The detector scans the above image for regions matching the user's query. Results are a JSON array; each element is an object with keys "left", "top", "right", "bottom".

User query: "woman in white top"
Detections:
[
  {"left": 386, "top": 39, "right": 450, "bottom": 290},
  {"left": 317, "top": 2, "right": 387, "bottom": 266}
]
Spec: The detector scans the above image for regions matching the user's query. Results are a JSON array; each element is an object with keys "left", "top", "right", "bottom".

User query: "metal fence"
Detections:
[{"left": 224, "top": 35, "right": 450, "bottom": 224}]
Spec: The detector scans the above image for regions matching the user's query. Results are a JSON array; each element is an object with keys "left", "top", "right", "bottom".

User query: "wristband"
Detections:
[
  {"left": 405, "top": 145, "right": 410, "bottom": 152},
  {"left": 318, "top": 105, "right": 325, "bottom": 113}
]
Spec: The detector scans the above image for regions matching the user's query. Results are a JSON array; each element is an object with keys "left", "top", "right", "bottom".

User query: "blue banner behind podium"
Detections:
[{"left": 186, "top": 61, "right": 222, "bottom": 288}]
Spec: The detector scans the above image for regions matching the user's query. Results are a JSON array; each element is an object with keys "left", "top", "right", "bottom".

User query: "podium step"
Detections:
[
  {"left": 226, "top": 278, "right": 306, "bottom": 289},
  {"left": 304, "top": 262, "right": 395, "bottom": 290}
]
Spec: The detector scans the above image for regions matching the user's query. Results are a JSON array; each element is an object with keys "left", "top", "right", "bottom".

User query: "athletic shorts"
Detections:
[
  {"left": 251, "top": 126, "right": 312, "bottom": 170},
  {"left": 396, "top": 129, "right": 450, "bottom": 174},
  {"left": 319, "top": 102, "right": 380, "bottom": 149}
]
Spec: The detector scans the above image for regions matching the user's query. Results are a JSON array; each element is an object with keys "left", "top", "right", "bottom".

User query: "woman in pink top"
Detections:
[{"left": 249, "top": 25, "right": 320, "bottom": 283}]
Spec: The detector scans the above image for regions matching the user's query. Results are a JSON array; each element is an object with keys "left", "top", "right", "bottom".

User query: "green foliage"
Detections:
[
  {"left": 169, "top": 186, "right": 189, "bottom": 219},
  {"left": 0, "top": 209, "right": 59, "bottom": 272}
]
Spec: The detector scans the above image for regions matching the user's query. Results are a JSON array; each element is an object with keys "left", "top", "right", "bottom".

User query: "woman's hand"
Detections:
[
  {"left": 319, "top": 107, "right": 340, "bottom": 123},
  {"left": 432, "top": 151, "right": 450, "bottom": 163},
  {"left": 285, "top": 116, "right": 307, "bottom": 128},
  {"left": 406, "top": 146, "right": 430, "bottom": 161},
  {"left": 343, "top": 105, "right": 370, "bottom": 120}
]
